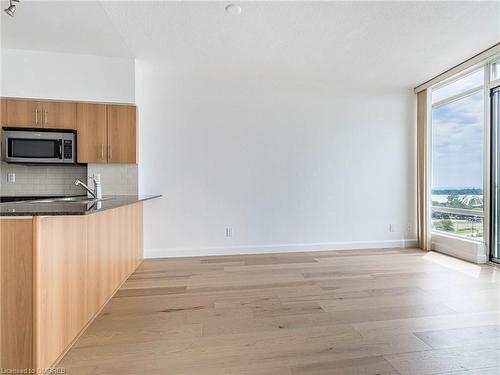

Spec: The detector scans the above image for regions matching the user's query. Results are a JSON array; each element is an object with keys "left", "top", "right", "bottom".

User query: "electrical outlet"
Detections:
[
  {"left": 7, "top": 173, "right": 15, "bottom": 183},
  {"left": 225, "top": 227, "right": 233, "bottom": 238},
  {"left": 389, "top": 224, "right": 395, "bottom": 233},
  {"left": 406, "top": 223, "right": 412, "bottom": 233}
]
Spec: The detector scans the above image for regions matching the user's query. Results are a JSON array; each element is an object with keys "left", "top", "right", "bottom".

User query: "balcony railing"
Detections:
[
  {"left": 431, "top": 205, "right": 483, "bottom": 239},
  {"left": 431, "top": 206, "right": 484, "bottom": 217}
]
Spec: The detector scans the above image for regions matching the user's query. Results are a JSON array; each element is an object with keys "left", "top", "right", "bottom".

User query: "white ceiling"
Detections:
[
  {"left": 0, "top": 0, "right": 132, "bottom": 57},
  {"left": 1, "top": 1, "right": 500, "bottom": 87}
]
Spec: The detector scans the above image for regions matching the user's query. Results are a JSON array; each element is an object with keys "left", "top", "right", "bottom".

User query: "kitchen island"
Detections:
[{"left": 0, "top": 195, "right": 159, "bottom": 371}]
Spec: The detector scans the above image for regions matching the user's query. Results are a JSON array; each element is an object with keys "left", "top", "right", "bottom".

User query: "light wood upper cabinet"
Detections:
[
  {"left": 41, "top": 101, "right": 77, "bottom": 130},
  {"left": 1, "top": 98, "right": 137, "bottom": 164},
  {"left": 0, "top": 98, "right": 7, "bottom": 125},
  {"left": 2, "top": 99, "right": 76, "bottom": 129},
  {"left": 107, "top": 104, "right": 136, "bottom": 164},
  {"left": 3, "top": 99, "right": 42, "bottom": 128},
  {"left": 77, "top": 104, "right": 137, "bottom": 164},
  {"left": 76, "top": 103, "right": 107, "bottom": 163}
]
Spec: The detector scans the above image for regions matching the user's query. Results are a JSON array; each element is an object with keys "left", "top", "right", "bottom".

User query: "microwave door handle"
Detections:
[{"left": 58, "top": 140, "right": 63, "bottom": 159}]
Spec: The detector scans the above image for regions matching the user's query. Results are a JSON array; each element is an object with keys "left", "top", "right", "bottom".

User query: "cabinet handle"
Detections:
[
  {"left": 109, "top": 144, "right": 112, "bottom": 160},
  {"left": 44, "top": 110, "right": 48, "bottom": 125},
  {"left": 100, "top": 144, "right": 104, "bottom": 159},
  {"left": 35, "top": 110, "right": 39, "bottom": 125}
]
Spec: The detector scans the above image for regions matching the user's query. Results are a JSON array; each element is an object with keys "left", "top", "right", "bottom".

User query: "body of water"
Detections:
[{"left": 432, "top": 194, "right": 483, "bottom": 204}]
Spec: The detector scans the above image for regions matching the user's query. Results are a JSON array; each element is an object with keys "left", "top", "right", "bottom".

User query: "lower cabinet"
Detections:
[
  {"left": 0, "top": 203, "right": 143, "bottom": 371},
  {"left": 34, "top": 215, "right": 89, "bottom": 368}
]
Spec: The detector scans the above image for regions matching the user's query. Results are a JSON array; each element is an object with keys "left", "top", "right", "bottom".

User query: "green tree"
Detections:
[
  {"left": 447, "top": 193, "right": 466, "bottom": 209},
  {"left": 435, "top": 219, "right": 454, "bottom": 232}
]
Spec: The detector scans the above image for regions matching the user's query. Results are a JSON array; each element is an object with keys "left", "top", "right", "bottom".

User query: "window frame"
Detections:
[
  {"left": 431, "top": 68, "right": 484, "bottom": 107},
  {"left": 430, "top": 66, "right": 486, "bottom": 242},
  {"left": 490, "top": 58, "right": 500, "bottom": 85}
]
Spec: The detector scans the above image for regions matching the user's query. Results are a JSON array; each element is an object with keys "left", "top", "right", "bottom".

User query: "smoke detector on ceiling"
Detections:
[{"left": 225, "top": 4, "right": 241, "bottom": 15}]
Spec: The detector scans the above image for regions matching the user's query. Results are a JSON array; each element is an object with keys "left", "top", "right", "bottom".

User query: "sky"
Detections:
[{"left": 431, "top": 71, "right": 485, "bottom": 191}]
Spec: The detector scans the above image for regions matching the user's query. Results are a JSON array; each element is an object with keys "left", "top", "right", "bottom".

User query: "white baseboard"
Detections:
[{"left": 144, "top": 239, "right": 418, "bottom": 259}]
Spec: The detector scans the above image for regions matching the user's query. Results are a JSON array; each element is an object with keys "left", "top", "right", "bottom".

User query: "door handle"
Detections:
[
  {"left": 108, "top": 144, "right": 112, "bottom": 160},
  {"left": 101, "top": 144, "right": 104, "bottom": 159},
  {"left": 35, "top": 109, "right": 38, "bottom": 125}
]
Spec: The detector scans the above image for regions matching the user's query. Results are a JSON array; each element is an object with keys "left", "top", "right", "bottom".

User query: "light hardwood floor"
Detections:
[{"left": 59, "top": 248, "right": 500, "bottom": 375}]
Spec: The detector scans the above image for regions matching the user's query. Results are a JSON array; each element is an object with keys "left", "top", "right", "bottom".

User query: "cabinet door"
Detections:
[
  {"left": 42, "top": 101, "right": 77, "bottom": 130},
  {"left": 0, "top": 98, "right": 7, "bottom": 125},
  {"left": 107, "top": 105, "right": 136, "bottom": 164},
  {"left": 76, "top": 103, "right": 107, "bottom": 163},
  {"left": 4, "top": 99, "right": 42, "bottom": 128}
]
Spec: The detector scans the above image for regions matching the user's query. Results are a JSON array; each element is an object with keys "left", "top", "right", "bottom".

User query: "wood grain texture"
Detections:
[
  {"left": 3, "top": 99, "right": 76, "bottom": 129},
  {"left": 107, "top": 104, "right": 136, "bottom": 164},
  {"left": 42, "top": 101, "right": 77, "bottom": 130},
  {"left": 1, "top": 98, "right": 137, "bottom": 165},
  {"left": 33, "top": 202, "right": 143, "bottom": 370},
  {"left": 4, "top": 99, "right": 41, "bottom": 127},
  {"left": 34, "top": 215, "right": 89, "bottom": 369},
  {"left": 58, "top": 249, "right": 500, "bottom": 375},
  {"left": 76, "top": 103, "right": 108, "bottom": 163},
  {"left": 86, "top": 203, "right": 144, "bottom": 316},
  {"left": 0, "top": 219, "right": 33, "bottom": 369},
  {"left": 0, "top": 99, "right": 6, "bottom": 126}
]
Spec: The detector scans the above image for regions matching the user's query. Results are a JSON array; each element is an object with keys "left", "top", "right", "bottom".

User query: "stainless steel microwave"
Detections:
[{"left": 2, "top": 128, "right": 76, "bottom": 164}]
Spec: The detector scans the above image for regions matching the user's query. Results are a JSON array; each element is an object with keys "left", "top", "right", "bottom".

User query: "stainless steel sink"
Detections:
[{"left": 27, "top": 196, "right": 113, "bottom": 204}]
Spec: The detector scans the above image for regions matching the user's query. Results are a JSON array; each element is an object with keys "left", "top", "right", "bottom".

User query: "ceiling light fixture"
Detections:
[
  {"left": 4, "top": 0, "right": 20, "bottom": 17},
  {"left": 225, "top": 4, "right": 241, "bottom": 15}
]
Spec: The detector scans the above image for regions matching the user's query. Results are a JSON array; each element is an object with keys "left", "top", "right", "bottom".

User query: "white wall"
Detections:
[
  {"left": 1, "top": 48, "right": 135, "bottom": 103},
  {"left": 136, "top": 61, "right": 417, "bottom": 257}
]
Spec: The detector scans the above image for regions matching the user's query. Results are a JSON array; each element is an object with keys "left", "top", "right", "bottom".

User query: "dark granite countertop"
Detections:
[{"left": 0, "top": 195, "right": 161, "bottom": 217}]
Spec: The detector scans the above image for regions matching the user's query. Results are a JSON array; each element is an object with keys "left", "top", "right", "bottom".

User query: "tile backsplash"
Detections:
[
  {"left": 0, "top": 162, "right": 138, "bottom": 197},
  {"left": 87, "top": 164, "right": 138, "bottom": 195},
  {"left": 0, "top": 162, "right": 87, "bottom": 196}
]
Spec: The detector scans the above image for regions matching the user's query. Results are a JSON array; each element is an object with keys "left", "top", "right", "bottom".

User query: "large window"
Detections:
[{"left": 431, "top": 69, "right": 484, "bottom": 239}]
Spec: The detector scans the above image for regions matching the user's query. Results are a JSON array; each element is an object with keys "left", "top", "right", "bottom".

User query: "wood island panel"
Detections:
[
  {"left": 0, "top": 219, "right": 33, "bottom": 370},
  {"left": 0, "top": 202, "right": 143, "bottom": 372},
  {"left": 33, "top": 215, "right": 89, "bottom": 369}
]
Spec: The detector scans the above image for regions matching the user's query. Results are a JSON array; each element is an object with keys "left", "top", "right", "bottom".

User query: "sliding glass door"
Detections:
[{"left": 491, "top": 86, "right": 500, "bottom": 263}]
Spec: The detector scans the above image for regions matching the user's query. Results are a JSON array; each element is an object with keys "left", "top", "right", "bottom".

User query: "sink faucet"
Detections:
[{"left": 75, "top": 174, "right": 102, "bottom": 200}]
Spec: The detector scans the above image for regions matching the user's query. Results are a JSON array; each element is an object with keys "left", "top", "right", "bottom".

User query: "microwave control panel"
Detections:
[{"left": 64, "top": 140, "right": 73, "bottom": 159}]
